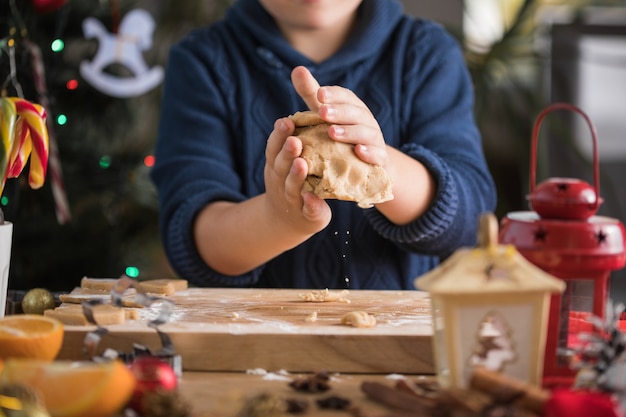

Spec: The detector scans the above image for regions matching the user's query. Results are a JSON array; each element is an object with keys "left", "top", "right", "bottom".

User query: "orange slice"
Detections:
[
  {"left": 0, "top": 314, "right": 64, "bottom": 361},
  {"left": 0, "top": 359, "right": 136, "bottom": 417}
]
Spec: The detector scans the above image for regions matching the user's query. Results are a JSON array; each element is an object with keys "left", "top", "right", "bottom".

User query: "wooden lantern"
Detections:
[{"left": 415, "top": 213, "right": 565, "bottom": 388}]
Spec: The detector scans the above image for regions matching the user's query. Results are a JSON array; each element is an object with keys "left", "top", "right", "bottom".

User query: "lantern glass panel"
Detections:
[
  {"left": 556, "top": 279, "right": 594, "bottom": 367},
  {"left": 570, "top": 280, "right": 595, "bottom": 312}
]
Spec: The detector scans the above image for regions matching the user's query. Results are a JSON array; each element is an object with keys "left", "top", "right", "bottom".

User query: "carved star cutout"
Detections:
[
  {"left": 556, "top": 183, "right": 570, "bottom": 192},
  {"left": 534, "top": 227, "right": 548, "bottom": 243},
  {"left": 596, "top": 229, "right": 608, "bottom": 245}
]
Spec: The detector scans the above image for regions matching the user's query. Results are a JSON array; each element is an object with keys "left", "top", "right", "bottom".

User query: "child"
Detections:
[{"left": 150, "top": 0, "right": 497, "bottom": 289}]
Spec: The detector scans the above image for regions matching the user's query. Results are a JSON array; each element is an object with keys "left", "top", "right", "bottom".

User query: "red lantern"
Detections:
[
  {"left": 30, "top": 0, "right": 68, "bottom": 14},
  {"left": 544, "top": 389, "right": 619, "bottom": 417},
  {"left": 499, "top": 103, "right": 626, "bottom": 388}
]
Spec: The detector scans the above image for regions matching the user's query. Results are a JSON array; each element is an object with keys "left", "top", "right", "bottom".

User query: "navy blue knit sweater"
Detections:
[{"left": 150, "top": 0, "right": 497, "bottom": 289}]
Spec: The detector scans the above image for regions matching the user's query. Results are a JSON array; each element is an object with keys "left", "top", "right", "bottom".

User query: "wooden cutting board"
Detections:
[{"left": 57, "top": 288, "right": 434, "bottom": 374}]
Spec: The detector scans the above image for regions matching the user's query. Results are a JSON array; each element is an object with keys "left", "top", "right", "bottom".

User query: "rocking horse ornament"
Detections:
[{"left": 79, "top": 9, "right": 164, "bottom": 98}]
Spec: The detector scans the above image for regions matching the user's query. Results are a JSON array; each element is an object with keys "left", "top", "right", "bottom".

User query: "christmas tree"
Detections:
[{"left": 0, "top": 0, "right": 230, "bottom": 292}]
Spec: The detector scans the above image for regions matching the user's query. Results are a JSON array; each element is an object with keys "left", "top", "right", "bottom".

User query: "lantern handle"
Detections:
[
  {"left": 530, "top": 102, "right": 600, "bottom": 210},
  {"left": 477, "top": 212, "right": 498, "bottom": 250}
]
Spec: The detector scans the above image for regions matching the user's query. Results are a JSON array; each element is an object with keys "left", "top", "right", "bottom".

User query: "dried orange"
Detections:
[
  {"left": 0, "top": 314, "right": 64, "bottom": 361},
  {"left": 0, "top": 359, "right": 136, "bottom": 417}
]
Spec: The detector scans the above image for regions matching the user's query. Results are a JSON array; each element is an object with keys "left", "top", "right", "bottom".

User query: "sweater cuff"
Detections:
[{"left": 365, "top": 143, "right": 458, "bottom": 246}]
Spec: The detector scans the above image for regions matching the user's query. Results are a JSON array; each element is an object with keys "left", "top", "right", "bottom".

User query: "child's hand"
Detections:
[
  {"left": 264, "top": 117, "right": 331, "bottom": 235},
  {"left": 291, "top": 66, "right": 389, "bottom": 169}
]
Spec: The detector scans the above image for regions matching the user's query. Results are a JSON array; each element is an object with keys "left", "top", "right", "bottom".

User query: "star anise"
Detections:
[
  {"left": 289, "top": 371, "right": 331, "bottom": 393},
  {"left": 316, "top": 395, "right": 351, "bottom": 410}
]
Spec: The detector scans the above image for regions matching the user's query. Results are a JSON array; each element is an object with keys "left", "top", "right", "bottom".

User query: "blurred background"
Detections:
[{"left": 2, "top": 0, "right": 626, "bottom": 299}]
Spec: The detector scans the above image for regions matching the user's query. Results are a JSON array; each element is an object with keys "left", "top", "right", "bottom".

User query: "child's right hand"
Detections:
[
  {"left": 264, "top": 116, "right": 332, "bottom": 236},
  {"left": 291, "top": 66, "right": 390, "bottom": 172}
]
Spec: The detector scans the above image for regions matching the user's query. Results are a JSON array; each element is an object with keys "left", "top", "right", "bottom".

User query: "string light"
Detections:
[
  {"left": 56, "top": 114, "right": 67, "bottom": 126},
  {"left": 143, "top": 155, "right": 155, "bottom": 167},
  {"left": 99, "top": 155, "right": 111, "bottom": 169},
  {"left": 0, "top": 196, "right": 8, "bottom": 206},
  {"left": 125, "top": 266, "right": 140, "bottom": 278},
  {"left": 66, "top": 79, "right": 78, "bottom": 90},
  {"left": 50, "top": 38, "right": 64, "bottom": 53}
]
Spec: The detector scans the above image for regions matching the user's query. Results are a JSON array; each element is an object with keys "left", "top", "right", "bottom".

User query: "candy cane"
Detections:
[
  {"left": 0, "top": 97, "right": 49, "bottom": 195},
  {"left": 0, "top": 97, "right": 17, "bottom": 191},
  {"left": 25, "top": 39, "right": 71, "bottom": 224},
  {"left": 6, "top": 117, "right": 31, "bottom": 180},
  {"left": 11, "top": 98, "right": 49, "bottom": 189}
]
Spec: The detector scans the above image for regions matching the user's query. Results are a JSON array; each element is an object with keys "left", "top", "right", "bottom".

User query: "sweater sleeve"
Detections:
[
  {"left": 150, "top": 32, "right": 263, "bottom": 287},
  {"left": 365, "top": 21, "right": 497, "bottom": 259}
]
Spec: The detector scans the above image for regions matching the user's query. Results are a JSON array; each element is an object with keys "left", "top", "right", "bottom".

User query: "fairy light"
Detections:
[
  {"left": 0, "top": 196, "right": 8, "bottom": 206},
  {"left": 50, "top": 38, "right": 64, "bottom": 53},
  {"left": 143, "top": 155, "right": 155, "bottom": 167},
  {"left": 99, "top": 155, "right": 111, "bottom": 169},
  {"left": 125, "top": 266, "right": 140, "bottom": 278},
  {"left": 56, "top": 114, "right": 67, "bottom": 126},
  {"left": 66, "top": 79, "right": 78, "bottom": 90}
]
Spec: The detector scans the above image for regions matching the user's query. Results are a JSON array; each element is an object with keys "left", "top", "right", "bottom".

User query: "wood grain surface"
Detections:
[
  {"left": 58, "top": 288, "right": 434, "bottom": 374},
  {"left": 177, "top": 371, "right": 431, "bottom": 417}
]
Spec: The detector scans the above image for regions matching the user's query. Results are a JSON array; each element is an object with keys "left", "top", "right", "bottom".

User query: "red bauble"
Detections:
[
  {"left": 544, "top": 389, "right": 619, "bottom": 417},
  {"left": 128, "top": 356, "right": 178, "bottom": 412},
  {"left": 30, "top": 0, "right": 68, "bottom": 14}
]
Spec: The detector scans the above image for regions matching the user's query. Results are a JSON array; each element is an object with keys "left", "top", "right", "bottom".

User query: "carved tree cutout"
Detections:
[{"left": 467, "top": 311, "right": 517, "bottom": 372}]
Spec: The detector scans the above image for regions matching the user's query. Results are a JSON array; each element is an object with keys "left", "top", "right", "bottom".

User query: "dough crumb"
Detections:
[
  {"left": 341, "top": 311, "right": 377, "bottom": 328},
  {"left": 299, "top": 289, "right": 350, "bottom": 303},
  {"left": 304, "top": 311, "right": 318, "bottom": 323},
  {"left": 231, "top": 312, "right": 241, "bottom": 319},
  {"left": 246, "top": 368, "right": 268, "bottom": 375}
]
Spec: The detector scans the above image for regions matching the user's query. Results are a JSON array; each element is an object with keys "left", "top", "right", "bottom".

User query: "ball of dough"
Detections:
[
  {"left": 341, "top": 311, "right": 377, "bottom": 328},
  {"left": 289, "top": 111, "right": 394, "bottom": 208}
]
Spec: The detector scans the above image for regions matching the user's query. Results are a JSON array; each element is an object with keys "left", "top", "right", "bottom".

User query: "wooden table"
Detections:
[
  {"left": 177, "top": 370, "right": 431, "bottom": 416},
  {"left": 54, "top": 287, "right": 436, "bottom": 415},
  {"left": 59, "top": 288, "right": 435, "bottom": 374},
  {"left": 25, "top": 286, "right": 551, "bottom": 416}
]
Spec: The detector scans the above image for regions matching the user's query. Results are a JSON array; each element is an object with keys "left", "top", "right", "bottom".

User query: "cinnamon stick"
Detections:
[
  {"left": 437, "top": 387, "right": 492, "bottom": 415},
  {"left": 394, "top": 379, "right": 438, "bottom": 400},
  {"left": 350, "top": 407, "right": 426, "bottom": 417},
  {"left": 361, "top": 381, "right": 436, "bottom": 414},
  {"left": 469, "top": 367, "right": 550, "bottom": 413}
]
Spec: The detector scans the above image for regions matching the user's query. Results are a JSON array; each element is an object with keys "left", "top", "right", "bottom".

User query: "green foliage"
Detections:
[{"left": 459, "top": 0, "right": 545, "bottom": 217}]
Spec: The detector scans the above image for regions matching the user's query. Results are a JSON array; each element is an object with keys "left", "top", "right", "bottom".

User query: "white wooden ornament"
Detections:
[{"left": 80, "top": 9, "right": 163, "bottom": 98}]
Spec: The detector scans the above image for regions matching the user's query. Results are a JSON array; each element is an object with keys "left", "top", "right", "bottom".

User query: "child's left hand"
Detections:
[{"left": 291, "top": 66, "right": 389, "bottom": 170}]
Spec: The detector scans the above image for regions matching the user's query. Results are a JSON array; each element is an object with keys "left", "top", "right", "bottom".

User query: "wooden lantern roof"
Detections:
[{"left": 415, "top": 213, "right": 566, "bottom": 295}]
